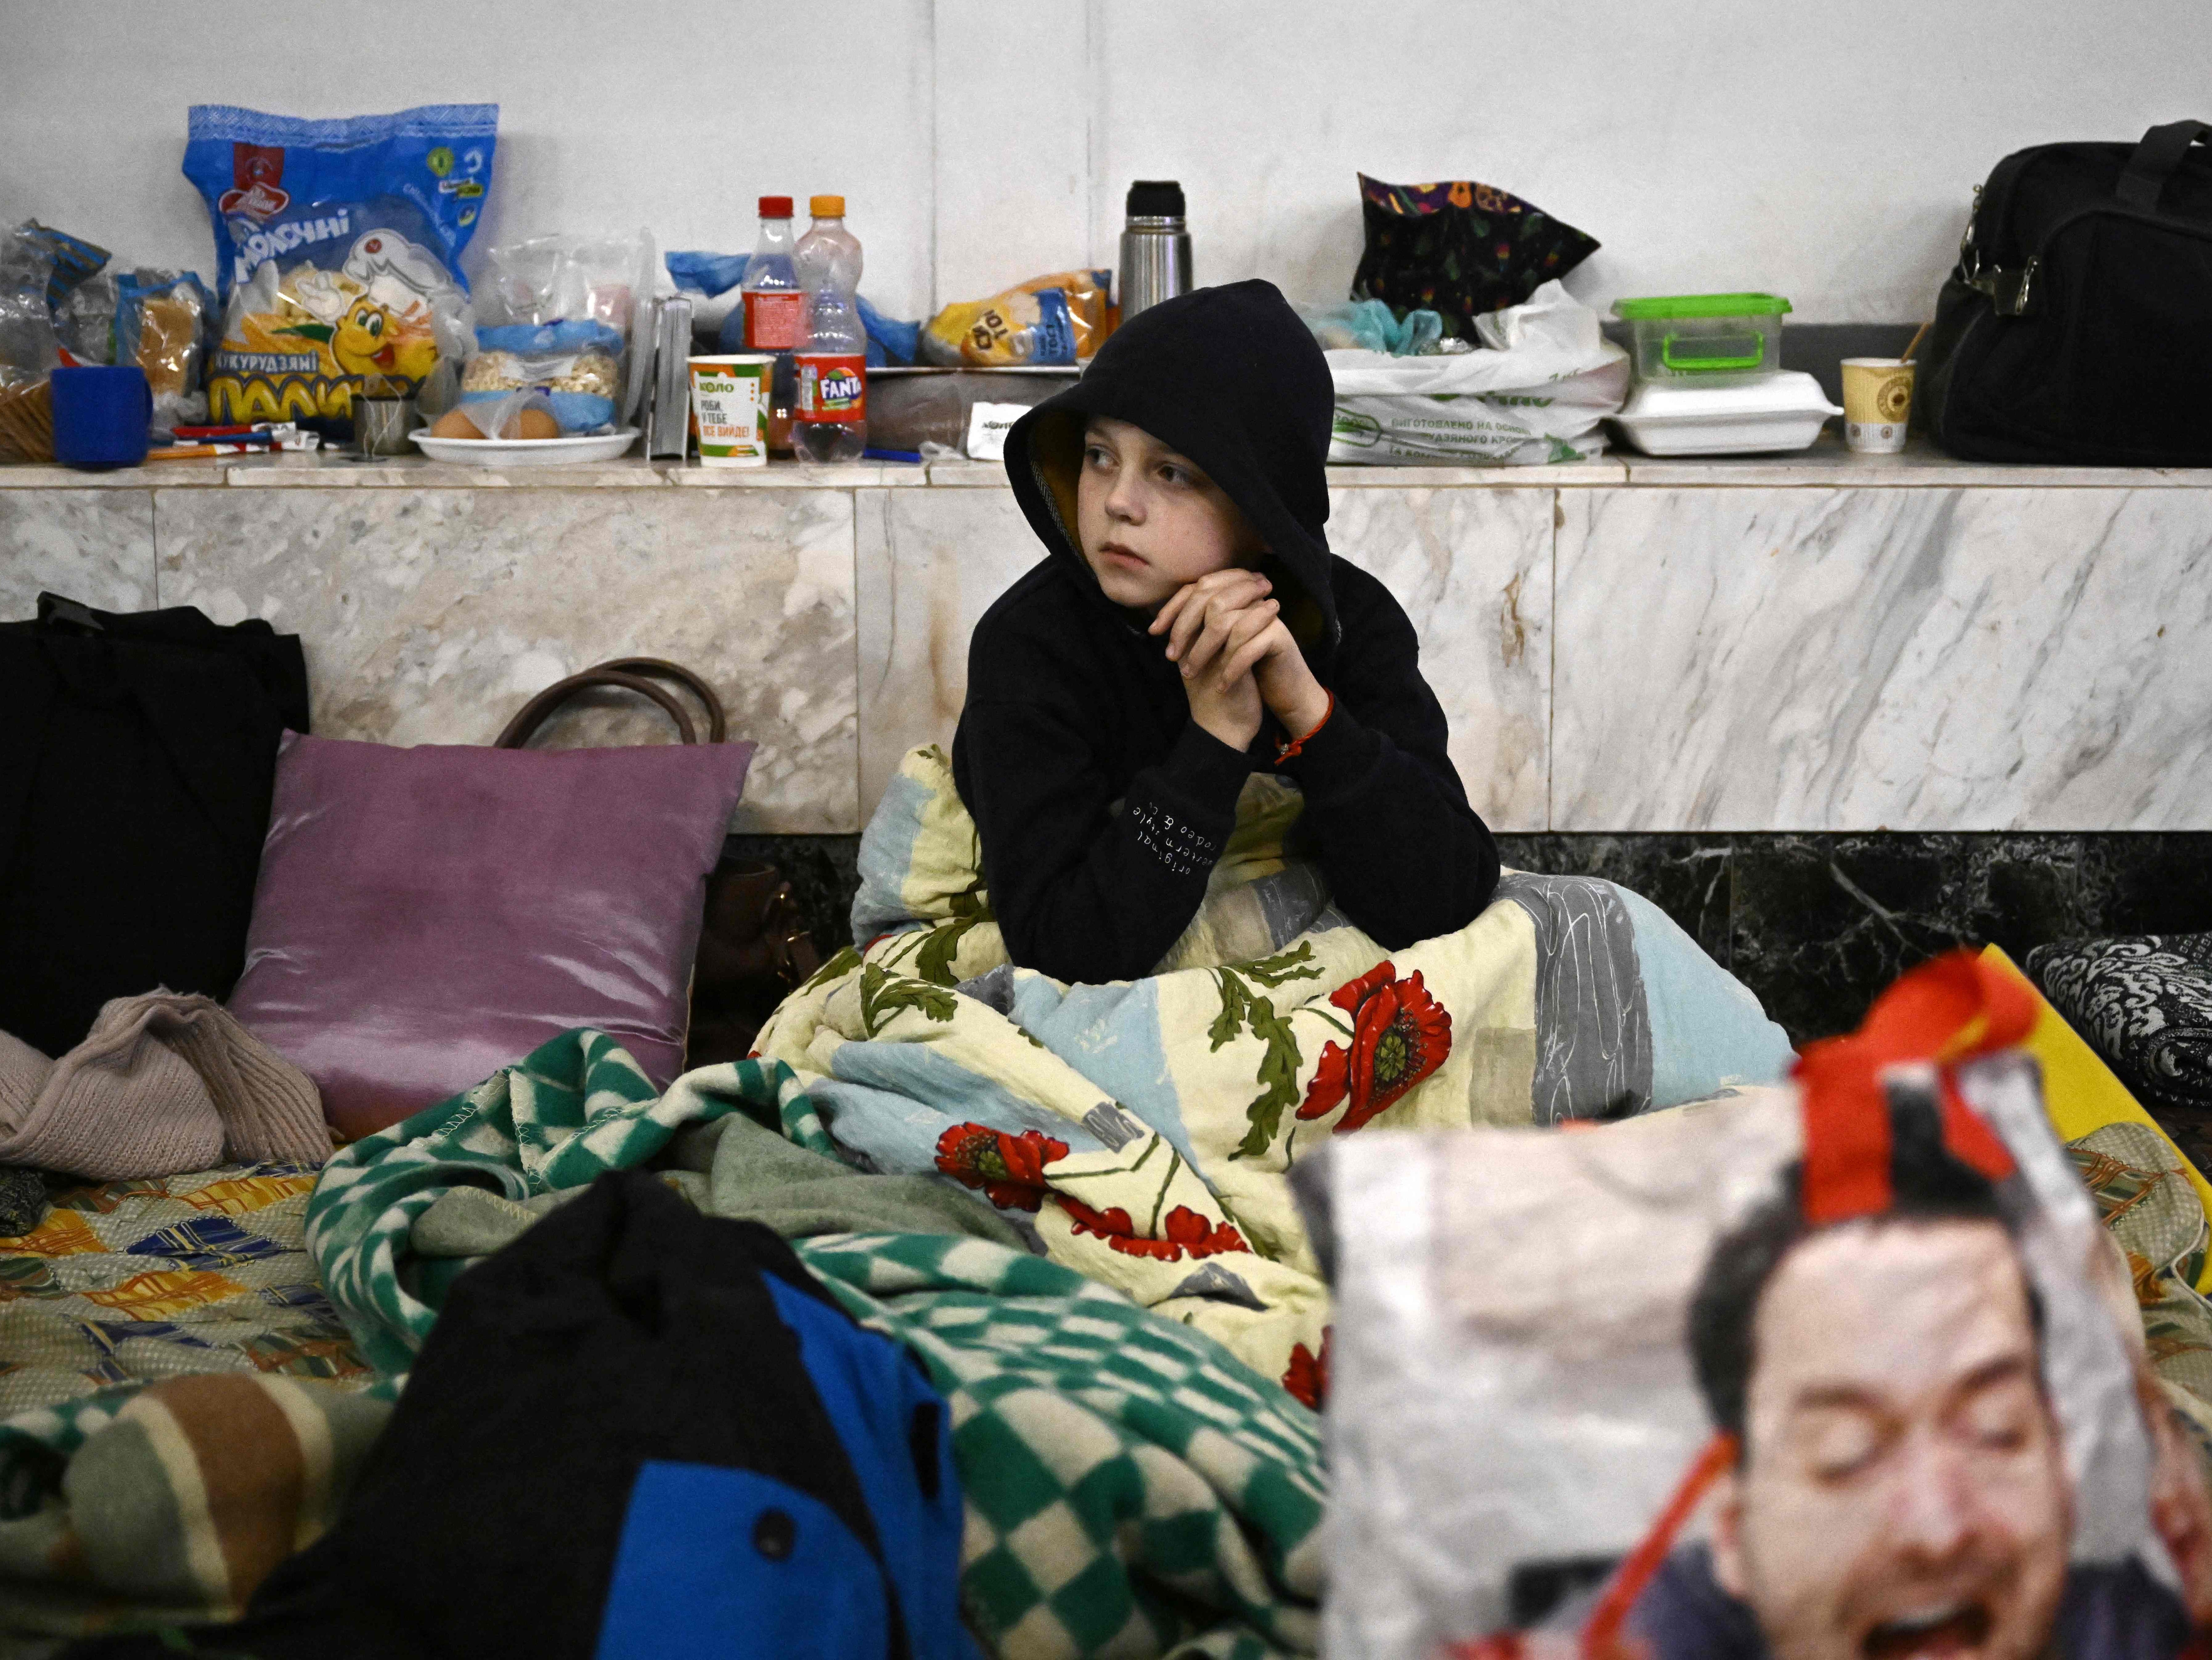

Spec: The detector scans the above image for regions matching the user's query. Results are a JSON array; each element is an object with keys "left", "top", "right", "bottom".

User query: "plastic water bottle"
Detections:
[
  {"left": 792, "top": 194, "right": 867, "bottom": 463},
  {"left": 740, "top": 195, "right": 803, "bottom": 454}
]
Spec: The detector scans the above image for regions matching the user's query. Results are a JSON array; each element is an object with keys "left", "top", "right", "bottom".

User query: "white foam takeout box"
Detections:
[{"left": 1607, "top": 371, "right": 1842, "bottom": 457}]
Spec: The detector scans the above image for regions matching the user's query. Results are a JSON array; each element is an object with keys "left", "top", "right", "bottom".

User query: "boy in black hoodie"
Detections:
[{"left": 952, "top": 279, "right": 1500, "bottom": 984}]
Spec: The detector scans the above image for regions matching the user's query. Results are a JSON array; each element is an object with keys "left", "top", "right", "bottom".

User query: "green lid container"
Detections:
[
  {"left": 1612, "top": 293, "right": 1794, "bottom": 320},
  {"left": 1612, "top": 293, "right": 1793, "bottom": 381}
]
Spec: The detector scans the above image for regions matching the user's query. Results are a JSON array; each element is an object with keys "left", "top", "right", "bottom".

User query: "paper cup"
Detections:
[
  {"left": 687, "top": 354, "right": 774, "bottom": 467},
  {"left": 1841, "top": 357, "right": 1914, "bottom": 454}
]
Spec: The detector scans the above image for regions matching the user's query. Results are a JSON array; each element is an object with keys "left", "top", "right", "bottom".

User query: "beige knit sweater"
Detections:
[{"left": 0, "top": 992, "right": 332, "bottom": 1179}]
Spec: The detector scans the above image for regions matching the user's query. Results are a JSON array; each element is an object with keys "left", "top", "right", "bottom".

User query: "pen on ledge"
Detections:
[{"left": 145, "top": 440, "right": 276, "bottom": 460}]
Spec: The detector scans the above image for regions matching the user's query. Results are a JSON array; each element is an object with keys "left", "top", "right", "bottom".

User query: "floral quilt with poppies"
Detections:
[{"left": 753, "top": 745, "right": 1792, "bottom": 1396}]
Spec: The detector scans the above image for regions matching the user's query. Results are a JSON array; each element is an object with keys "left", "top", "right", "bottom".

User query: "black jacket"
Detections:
[
  {"left": 0, "top": 594, "right": 308, "bottom": 1055},
  {"left": 952, "top": 279, "right": 1499, "bottom": 983}
]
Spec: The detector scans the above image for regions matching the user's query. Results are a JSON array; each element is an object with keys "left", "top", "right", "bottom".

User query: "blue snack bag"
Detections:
[
  {"left": 183, "top": 104, "right": 497, "bottom": 432},
  {"left": 185, "top": 104, "right": 497, "bottom": 299}
]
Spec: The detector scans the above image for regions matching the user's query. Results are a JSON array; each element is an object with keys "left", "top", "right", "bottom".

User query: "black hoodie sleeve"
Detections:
[
  {"left": 1275, "top": 563, "right": 1500, "bottom": 947},
  {"left": 956, "top": 637, "right": 1253, "bottom": 984}
]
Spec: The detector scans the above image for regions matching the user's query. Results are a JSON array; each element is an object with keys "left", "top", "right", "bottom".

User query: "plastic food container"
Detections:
[
  {"left": 1613, "top": 292, "right": 1791, "bottom": 382},
  {"left": 1607, "top": 371, "right": 1841, "bottom": 456}
]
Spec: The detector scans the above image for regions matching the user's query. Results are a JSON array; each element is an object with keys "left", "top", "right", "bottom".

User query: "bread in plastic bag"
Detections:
[
  {"left": 57, "top": 269, "right": 216, "bottom": 425},
  {"left": 118, "top": 271, "right": 215, "bottom": 424}
]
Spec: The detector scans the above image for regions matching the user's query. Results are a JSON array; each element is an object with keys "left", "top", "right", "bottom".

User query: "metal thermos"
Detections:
[{"left": 1118, "top": 180, "right": 1192, "bottom": 321}]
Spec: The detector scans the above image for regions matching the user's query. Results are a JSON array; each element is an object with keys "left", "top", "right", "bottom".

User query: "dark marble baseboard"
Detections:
[
  {"left": 1497, "top": 832, "right": 2212, "bottom": 1047},
  {"left": 734, "top": 830, "right": 2212, "bottom": 1052}
]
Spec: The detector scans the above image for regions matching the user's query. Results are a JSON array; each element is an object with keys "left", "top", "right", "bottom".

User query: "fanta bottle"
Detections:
[{"left": 792, "top": 195, "right": 867, "bottom": 463}]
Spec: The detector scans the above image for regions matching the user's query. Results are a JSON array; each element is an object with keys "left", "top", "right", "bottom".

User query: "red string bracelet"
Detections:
[{"left": 1275, "top": 691, "right": 1335, "bottom": 762}]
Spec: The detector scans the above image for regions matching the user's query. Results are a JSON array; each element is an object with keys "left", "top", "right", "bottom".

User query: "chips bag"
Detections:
[
  {"left": 920, "top": 269, "right": 1112, "bottom": 367},
  {"left": 184, "top": 104, "right": 497, "bottom": 433}
]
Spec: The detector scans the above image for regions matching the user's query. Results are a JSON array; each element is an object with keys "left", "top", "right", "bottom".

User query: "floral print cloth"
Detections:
[
  {"left": 1350, "top": 173, "right": 1600, "bottom": 340},
  {"left": 753, "top": 745, "right": 1790, "bottom": 1400}
]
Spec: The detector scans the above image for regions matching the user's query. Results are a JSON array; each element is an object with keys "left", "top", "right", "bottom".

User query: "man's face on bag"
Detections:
[{"left": 1712, "top": 1219, "right": 2071, "bottom": 1660}]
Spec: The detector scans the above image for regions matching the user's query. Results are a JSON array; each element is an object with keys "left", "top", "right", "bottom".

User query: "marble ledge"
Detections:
[
  {"left": 10, "top": 435, "right": 2212, "bottom": 492},
  {"left": 1615, "top": 432, "right": 2212, "bottom": 489},
  {"left": 0, "top": 455, "right": 934, "bottom": 490}
]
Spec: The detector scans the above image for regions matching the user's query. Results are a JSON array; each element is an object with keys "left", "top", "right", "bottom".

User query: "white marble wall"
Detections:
[
  {"left": 0, "top": 488, "right": 154, "bottom": 618},
  {"left": 146, "top": 487, "right": 858, "bottom": 833},
  {"left": 15, "top": 1, "right": 2211, "bottom": 328},
  {"left": 1552, "top": 486, "right": 2212, "bottom": 831},
  {"left": 851, "top": 481, "right": 1556, "bottom": 831},
  {"left": 855, "top": 485, "right": 1041, "bottom": 814},
  {"left": 6, "top": 461, "right": 2208, "bottom": 835}
]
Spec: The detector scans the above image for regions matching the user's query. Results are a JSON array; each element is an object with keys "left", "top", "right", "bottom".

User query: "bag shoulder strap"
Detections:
[
  {"left": 496, "top": 668, "right": 700, "bottom": 749},
  {"left": 588, "top": 657, "right": 727, "bottom": 743},
  {"left": 2118, "top": 119, "right": 2212, "bottom": 212}
]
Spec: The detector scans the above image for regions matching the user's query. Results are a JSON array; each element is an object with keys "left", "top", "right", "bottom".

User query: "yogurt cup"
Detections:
[{"left": 687, "top": 354, "right": 775, "bottom": 467}]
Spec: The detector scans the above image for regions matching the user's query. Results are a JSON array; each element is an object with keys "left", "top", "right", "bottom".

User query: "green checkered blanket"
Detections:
[{"left": 305, "top": 1031, "right": 1324, "bottom": 1660}]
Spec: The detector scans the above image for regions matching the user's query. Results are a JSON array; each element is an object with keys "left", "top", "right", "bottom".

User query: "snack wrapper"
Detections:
[
  {"left": 184, "top": 104, "right": 497, "bottom": 433},
  {"left": 921, "top": 269, "right": 1111, "bottom": 367}
]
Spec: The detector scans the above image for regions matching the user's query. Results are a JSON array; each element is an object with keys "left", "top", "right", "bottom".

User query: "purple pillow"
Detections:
[{"left": 230, "top": 732, "right": 753, "bottom": 1141}]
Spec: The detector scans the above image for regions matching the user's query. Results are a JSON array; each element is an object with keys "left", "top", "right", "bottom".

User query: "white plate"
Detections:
[{"left": 410, "top": 427, "right": 640, "bottom": 465}]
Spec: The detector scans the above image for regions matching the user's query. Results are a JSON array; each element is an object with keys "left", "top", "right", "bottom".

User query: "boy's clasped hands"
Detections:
[{"left": 1149, "top": 569, "right": 1332, "bottom": 753}]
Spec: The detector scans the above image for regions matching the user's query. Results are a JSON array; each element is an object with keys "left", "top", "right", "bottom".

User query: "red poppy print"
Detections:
[
  {"left": 1296, "top": 961, "right": 1452, "bottom": 1134},
  {"left": 1283, "top": 1327, "right": 1331, "bottom": 1409},
  {"left": 1060, "top": 1197, "right": 1180, "bottom": 1259},
  {"left": 933, "top": 1123, "right": 1068, "bottom": 1212},
  {"left": 1058, "top": 1199, "right": 1250, "bottom": 1262},
  {"left": 1164, "top": 1205, "right": 1249, "bottom": 1259}
]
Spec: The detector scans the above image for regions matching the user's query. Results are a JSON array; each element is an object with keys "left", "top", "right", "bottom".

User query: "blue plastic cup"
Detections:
[{"left": 51, "top": 365, "right": 153, "bottom": 469}]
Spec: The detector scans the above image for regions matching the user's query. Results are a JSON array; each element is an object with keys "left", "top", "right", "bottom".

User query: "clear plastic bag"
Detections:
[
  {"left": 0, "top": 220, "right": 104, "bottom": 385},
  {"left": 474, "top": 232, "right": 655, "bottom": 431},
  {"left": 58, "top": 269, "right": 215, "bottom": 425},
  {"left": 53, "top": 272, "right": 117, "bottom": 365},
  {"left": 435, "top": 387, "right": 558, "bottom": 441},
  {"left": 461, "top": 320, "right": 625, "bottom": 434}
]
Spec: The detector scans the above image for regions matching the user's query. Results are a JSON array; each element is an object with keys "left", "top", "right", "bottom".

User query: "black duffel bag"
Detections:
[
  {"left": 1924, "top": 119, "right": 2212, "bottom": 464},
  {"left": 0, "top": 593, "right": 308, "bottom": 1056}
]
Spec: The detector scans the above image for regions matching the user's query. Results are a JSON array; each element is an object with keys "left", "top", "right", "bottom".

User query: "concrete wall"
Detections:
[{"left": 2, "top": 0, "right": 2203, "bottom": 323}]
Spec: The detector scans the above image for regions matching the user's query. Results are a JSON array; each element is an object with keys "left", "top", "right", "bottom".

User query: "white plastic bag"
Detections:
[
  {"left": 1311, "top": 1045, "right": 2191, "bottom": 1659},
  {"left": 1325, "top": 279, "right": 1628, "bottom": 465}
]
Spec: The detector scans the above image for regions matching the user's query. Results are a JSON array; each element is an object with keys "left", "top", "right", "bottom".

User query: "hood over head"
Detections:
[{"left": 1003, "top": 279, "right": 1341, "bottom": 650}]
